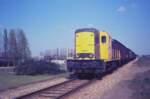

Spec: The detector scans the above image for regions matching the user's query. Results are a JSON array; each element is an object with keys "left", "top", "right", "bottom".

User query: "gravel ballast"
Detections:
[
  {"left": 65, "top": 58, "right": 141, "bottom": 99},
  {"left": 0, "top": 77, "right": 67, "bottom": 99}
]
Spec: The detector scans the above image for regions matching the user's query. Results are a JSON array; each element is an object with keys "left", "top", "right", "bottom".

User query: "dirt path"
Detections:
[{"left": 65, "top": 58, "right": 149, "bottom": 99}]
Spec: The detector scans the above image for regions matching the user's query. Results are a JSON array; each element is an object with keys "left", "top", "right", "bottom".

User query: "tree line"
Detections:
[{"left": 0, "top": 28, "right": 31, "bottom": 66}]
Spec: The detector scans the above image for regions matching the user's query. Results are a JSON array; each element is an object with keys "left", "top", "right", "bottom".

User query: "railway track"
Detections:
[{"left": 17, "top": 79, "right": 94, "bottom": 99}]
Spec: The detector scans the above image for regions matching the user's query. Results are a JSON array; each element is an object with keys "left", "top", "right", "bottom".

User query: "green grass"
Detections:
[{"left": 0, "top": 72, "right": 66, "bottom": 91}]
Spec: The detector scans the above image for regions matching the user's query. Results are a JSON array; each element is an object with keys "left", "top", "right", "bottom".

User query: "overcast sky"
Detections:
[{"left": 0, "top": 0, "right": 150, "bottom": 56}]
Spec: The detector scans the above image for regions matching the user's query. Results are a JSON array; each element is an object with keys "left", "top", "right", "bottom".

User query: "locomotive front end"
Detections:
[
  {"left": 67, "top": 28, "right": 104, "bottom": 76},
  {"left": 75, "top": 30, "right": 95, "bottom": 60}
]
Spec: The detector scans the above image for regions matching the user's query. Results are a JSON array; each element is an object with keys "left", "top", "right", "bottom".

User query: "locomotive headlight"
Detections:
[
  {"left": 76, "top": 54, "right": 80, "bottom": 58},
  {"left": 89, "top": 54, "right": 94, "bottom": 58}
]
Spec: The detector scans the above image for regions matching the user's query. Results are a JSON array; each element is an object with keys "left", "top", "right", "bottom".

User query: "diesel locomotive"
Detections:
[{"left": 67, "top": 28, "right": 136, "bottom": 77}]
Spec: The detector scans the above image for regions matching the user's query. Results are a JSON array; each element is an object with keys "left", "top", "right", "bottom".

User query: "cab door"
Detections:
[{"left": 100, "top": 31, "right": 109, "bottom": 60}]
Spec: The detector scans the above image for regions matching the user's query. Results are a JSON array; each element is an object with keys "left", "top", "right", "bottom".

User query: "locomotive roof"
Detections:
[{"left": 75, "top": 28, "right": 99, "bottom": 33}]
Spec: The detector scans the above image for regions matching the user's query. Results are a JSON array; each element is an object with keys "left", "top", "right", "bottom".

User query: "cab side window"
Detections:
[{"left": 102, "top": 36, "right": 106, "bottom": 43}]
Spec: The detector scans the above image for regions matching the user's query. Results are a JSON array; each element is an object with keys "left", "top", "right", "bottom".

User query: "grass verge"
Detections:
[
  {"left": 128, "top": 70, "right": 150, "bottom": 99},
  {"left": 0, "top": 72, "right": 66, "bottom": 91},
  {"left": 128, "top": 55, "right": 150, "bottom": 99}
]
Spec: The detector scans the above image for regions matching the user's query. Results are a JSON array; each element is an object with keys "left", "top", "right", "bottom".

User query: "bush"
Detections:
[{"left": 15, "top": 60, "right": 65, "bottom": 75}]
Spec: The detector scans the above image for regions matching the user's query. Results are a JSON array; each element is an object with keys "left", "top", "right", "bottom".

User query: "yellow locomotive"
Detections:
[{"left": 67, "top": 28, "right": 136, "bottom": 77}]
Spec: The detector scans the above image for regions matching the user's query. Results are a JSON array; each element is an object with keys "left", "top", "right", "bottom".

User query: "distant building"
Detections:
[{"left": 67, "top": 48, "right": 74, "bottom": 59}]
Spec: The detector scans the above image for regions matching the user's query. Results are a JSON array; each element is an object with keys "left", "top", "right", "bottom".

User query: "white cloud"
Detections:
[{"left": 117, "top": 6, "right": 127, "bottom": 12}]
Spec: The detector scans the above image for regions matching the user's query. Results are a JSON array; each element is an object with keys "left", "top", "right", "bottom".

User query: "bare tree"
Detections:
[
  {"left": 3, "top": 29, "right": 8, "bottom": 58},
  {"left": 8, "top": 29, "right": 18, "bottom": 65},
  {"left": 17, "top": 29, "right": 31, "bottom": 62}
]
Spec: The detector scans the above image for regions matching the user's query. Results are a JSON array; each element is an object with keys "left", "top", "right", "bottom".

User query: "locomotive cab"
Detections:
[{"left": 99, "top": 31, "right": 112, "bottom": 61}]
